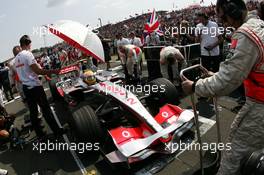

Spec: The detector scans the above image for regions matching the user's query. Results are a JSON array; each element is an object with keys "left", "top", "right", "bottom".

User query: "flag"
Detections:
[{"left": 144, "top": 9, "right": 163, "bottom": 35}]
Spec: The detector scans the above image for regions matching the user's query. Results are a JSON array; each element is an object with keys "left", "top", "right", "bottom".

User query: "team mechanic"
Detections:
[
  {"left": 182, "top": 0, "right": 264, "bottom": 174},
  {"left": 160, "top": 46, "right": 186, "bottom": 85},
  {"left": 15, "top": 35, "right": 64, "bottom": 138},
  {"left": 118, "top": 44, "right": 142, "bottom": 83}
]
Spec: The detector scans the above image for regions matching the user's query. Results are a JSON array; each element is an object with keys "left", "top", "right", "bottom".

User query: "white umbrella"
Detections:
[{"left": 47, "top": 20, "right": 105, "bottom": 62}]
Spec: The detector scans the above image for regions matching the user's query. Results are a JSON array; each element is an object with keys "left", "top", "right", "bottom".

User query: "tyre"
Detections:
[
  {"left": 49, "top": 79, "right": 62, "bottom": 101},
  {"left": 241, "top": 149, "right": 264, "bottom": 175},
  {"left": 146, "top": 78, "right": 180, "bottom": 115},
  {"left": 70, "top": 104, "right": 105, "bottom": 144}
]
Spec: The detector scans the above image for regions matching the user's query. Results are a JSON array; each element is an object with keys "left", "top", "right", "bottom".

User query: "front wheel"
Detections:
[
  {"left": 70, "top": 103, "right": 106, "bottom": 144},
  {"left": 146, "top": 78, "right": 180, "bottom": 115}
]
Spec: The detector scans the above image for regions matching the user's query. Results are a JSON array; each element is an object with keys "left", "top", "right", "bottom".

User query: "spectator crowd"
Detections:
[
  {"left": 0, "top": 1, "right": 257, "bottom": 106},
  {"left": 0, "top": 0, "right": 261, "bottom": 105}
]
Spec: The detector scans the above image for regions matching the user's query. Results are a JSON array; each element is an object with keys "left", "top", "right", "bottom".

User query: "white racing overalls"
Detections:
[
  {"left": 160, "top": 46, "right": 186, "bottom": 85},
  {"left": 119, "top": 44, "right": 142, "bottom": 77}
]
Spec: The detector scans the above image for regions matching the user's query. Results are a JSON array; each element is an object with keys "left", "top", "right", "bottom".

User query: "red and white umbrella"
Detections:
[{"left": 47, "top": 20, "right": 105, "bottom": 62}]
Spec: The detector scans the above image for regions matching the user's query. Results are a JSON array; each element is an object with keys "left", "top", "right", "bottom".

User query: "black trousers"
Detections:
[
  {"left": 3, "top": 82, "right": 13, "bottom": 100},
  {"left": 23, "top": 85, "right": 60, "bottom": 137},
  {"left": 201, "top": 55, "right": 222, "bottom": 73}
]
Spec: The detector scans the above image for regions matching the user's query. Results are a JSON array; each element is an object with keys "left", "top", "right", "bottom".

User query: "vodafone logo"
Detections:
[
  {"left": 162, "top": 112, "right": 169, "bottom": 118},
  {"left": 122, "top": 131, "right": 131, "bottom": 138}
]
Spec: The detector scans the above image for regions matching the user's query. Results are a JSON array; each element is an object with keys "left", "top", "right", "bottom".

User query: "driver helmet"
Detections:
[{"left": 83, "top": 70, "right": 96, "bottom": 85}]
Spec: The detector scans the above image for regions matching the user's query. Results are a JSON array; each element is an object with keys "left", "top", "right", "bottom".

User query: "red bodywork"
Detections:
[
  {"left": 109, "top": 104, "right": 184, "bottom": 147},
  {"left": 45, "top": 65, "right": 80, "bottom": 81},
  {"left": 59, "top": 65, "right": 80, "bottom": 75}
]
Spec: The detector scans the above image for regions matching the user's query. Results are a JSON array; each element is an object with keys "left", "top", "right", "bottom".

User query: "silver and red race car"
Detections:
[{"left": 48, "top": 65, "right": 195, "bottom": 168}]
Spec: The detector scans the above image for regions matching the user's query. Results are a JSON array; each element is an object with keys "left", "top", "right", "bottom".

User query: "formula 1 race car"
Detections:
[{"left": 48, "top": 65, "right": 195, "bottom": 168}]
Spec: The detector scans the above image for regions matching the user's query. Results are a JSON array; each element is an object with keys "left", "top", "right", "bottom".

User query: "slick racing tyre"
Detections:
[
  {"left": 241, "top": 149, "right": 264, "bottom": 175},
  {"left": 146, "top": 78, "right": 180, "bottom": 114},
  {"left": 70, "top": 104, "right": 105, "bottom": 144}
]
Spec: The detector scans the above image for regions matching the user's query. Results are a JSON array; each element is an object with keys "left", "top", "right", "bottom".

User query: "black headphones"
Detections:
[{"left": 222, "top": 0, "right": 244, "bottom": 20}]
